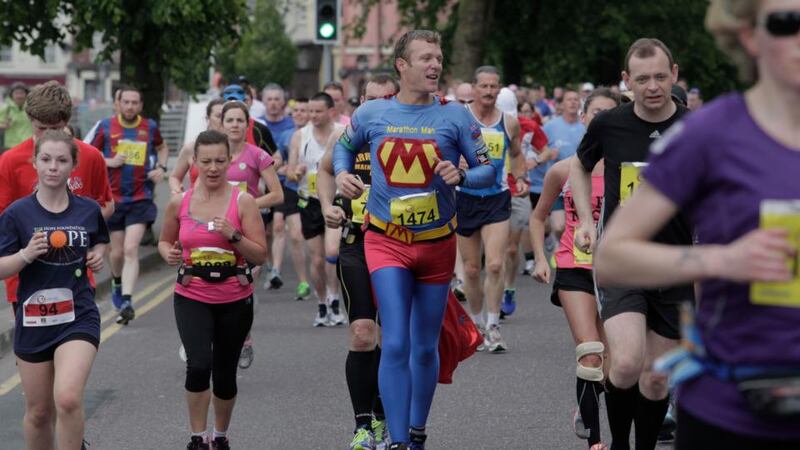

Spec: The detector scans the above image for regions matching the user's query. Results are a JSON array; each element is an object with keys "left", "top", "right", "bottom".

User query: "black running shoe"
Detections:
[
  {"left": 186, "top": 436, "right": 210, "bottom": 450},
  {"left": 211, "top": 436, "right": 230, "bottom": 450},
  {"left": 115, "top": 301, "right": 135, "bottom": 325}
]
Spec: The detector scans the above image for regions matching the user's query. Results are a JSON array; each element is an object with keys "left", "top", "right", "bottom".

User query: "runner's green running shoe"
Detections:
[
  {"left": 296, "top": 281, "right": 311, "bottom": 300},
  {"left": 349, "top": 425, "right": 374, "bottom": 450},
  {"left": 372, "top": 418, "right": 387, "bottom": 450}
]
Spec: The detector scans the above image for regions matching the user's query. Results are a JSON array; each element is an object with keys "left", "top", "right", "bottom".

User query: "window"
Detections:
[{"left": 43, "top": 45, "right": 56, "bottom": 64}]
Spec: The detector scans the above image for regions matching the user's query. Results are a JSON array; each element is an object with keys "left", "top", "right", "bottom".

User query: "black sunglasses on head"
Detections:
[{"left": 763, "top": 10, "right": 800, "bottom": 37}]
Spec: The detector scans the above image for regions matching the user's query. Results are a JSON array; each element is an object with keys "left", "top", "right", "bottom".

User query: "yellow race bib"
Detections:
[
  {"left": 620, "top": 162, "right": 648, "bottom": 206},
  {"left": 228, "top": 180, "right": 247, "bottom": 193},
  {"left": 751, "top": 200, "right": 800, "bottom": 307},
  {"left": 306, "top": 171, "right": 318, "bottom": 197},
  {"left": 351, "top": 185, "right": 370, "bottom": 225},
  {"left": 484, "top": 130, "right": 505, "bottom": 161},
  {"left": 573, "top": 244, "right": 593, "bottom": 265},
  {"left": 190, "top": 247, "right": 237, "bottom": 267},
  {"left": 390, "top": 192, "right": 440, "bottom": 227},
  {"left": 115, "top": 140, "right": 147, "bottom": 166}
]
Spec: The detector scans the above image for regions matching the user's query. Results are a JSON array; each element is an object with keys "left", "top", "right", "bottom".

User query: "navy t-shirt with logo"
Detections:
[{"left": 0, "top": 193, "right": 110, "bottom": 355}]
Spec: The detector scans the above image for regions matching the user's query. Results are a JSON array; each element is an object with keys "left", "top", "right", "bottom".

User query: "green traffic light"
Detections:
[{"left": 319, "top": 22, "right": 335, "bottom": 39}]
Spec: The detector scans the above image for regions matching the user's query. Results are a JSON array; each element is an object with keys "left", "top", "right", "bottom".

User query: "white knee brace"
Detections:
[{"left": 576, "top": 341, "right": 605, "bottom": 382}]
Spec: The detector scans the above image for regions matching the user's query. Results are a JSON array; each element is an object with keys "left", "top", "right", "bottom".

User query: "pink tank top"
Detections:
[
  {"left": 555, "top": 175, "right": 604, "bottom": 270},
  {"left": 226, "top": 143, "right": 274, "bottom": 198},
  {"left": 174, "top": 187, "right": 253, "bottom": 303}
]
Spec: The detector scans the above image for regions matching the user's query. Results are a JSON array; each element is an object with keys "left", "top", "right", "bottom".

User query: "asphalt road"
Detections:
[{"left": 0, "top": 254, "right": 669, "bottom": 449}]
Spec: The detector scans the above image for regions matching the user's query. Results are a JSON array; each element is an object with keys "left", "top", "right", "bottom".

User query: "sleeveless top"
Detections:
[
  {"left": 174, "top": 187, "right": 253, "bottom": 303},
  {"left": 555, "top": 175, "right": 604, "bottom": 270},
  {"left": 459, "top": 108, "right": 511, "bottom": 197},
  {"left": 298, "top": 123, "right": 342, "bottom": 199}
]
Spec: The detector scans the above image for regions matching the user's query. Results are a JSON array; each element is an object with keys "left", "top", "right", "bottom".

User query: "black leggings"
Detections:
[
  {"left": 676, "top": 406, "right": 800, "bottom": 450},
  {"left": 174, "top": 293, "right": 253, "bottom": 400}
]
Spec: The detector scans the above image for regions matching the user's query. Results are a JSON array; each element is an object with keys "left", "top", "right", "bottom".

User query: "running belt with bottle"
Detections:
[
  {"left": 458, "top": 108, "right": 510, "bottom": 196},
  {"left": 174, "top": 188, "right": 253, "bottom": 303}
]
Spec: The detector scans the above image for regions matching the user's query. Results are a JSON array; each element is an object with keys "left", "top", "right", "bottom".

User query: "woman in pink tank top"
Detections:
[
  {"left": 529, "top": 89, "right": 622, "bottom": 450},
  {"left": 158, "top": 130, "right": 267, "bottom": 450}
]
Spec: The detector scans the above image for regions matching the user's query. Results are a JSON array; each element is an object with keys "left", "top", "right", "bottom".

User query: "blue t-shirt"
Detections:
[
  {"left": 529, "top": 116, "right": 585, "bottom": 194},
  {"left": 263, "top": 116, "right": 297, "bottom": 188},
  {"left": 0, "top": 193, "right": 110, "bottom": 354},
  {"left": 645, "top": 93, "right": 800, "bottom": 439},
  {"left": 335, "top": 96, "right": 494, "bottom": 232}
]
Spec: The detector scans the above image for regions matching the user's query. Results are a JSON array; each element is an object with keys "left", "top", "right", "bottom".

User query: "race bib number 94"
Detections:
[
  {"left": 23, "top": 288, "right": 75, "bottom": 327},
  {"left": 390, "top": 192, "right": 440, "bottom": 227},
  {"left": 116, "top": 140, "right": 147, "bottom": 166},
  {"left": 620, "top": 162, "right": 648, "bottom": 206},
  {"left": 751, "top": 200, "right": 800, "bottom": 307}
]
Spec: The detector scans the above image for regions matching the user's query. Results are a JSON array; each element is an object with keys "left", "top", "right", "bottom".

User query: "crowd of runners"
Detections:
[{"left": 0, "top": 0, "right": 798, "bottom": 448}]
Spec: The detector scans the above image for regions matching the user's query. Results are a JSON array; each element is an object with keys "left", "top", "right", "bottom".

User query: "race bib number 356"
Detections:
[
  {"left": 23, "top": 288, "right": 75, "bottom": 327},
  {"left": 751, "top": 200, "right": 800, "bottom": 307},
  {"left": 620, "top": 162, "right": 648, "bottom": 206},
  {"left": 390, "top": 192, "right": 440, "bottom": 226},
  {"left": 115, "top": 140, "right": 147, "bottom": 166}
]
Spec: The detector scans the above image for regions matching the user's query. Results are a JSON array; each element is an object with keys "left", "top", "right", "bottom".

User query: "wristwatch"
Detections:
[
  {"left": 228, "top": 230, "right": 242, "bottom": 244},
  {"left": 157, "top": 163, "right": 168, "bottom": 171},
  {"left": 456, "top": 168, "right": 467, "bottom": 186}
]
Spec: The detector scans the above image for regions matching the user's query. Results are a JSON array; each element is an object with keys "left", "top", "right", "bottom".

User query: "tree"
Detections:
[
  {"left": 350, "top": 0, "right": 742, "bottom": 99},
  {"left": 0, "top": 0, "right": 249, "bottom": 120},
  {"left": 215, "top": 0, "right": 298, "bottom": 91}
]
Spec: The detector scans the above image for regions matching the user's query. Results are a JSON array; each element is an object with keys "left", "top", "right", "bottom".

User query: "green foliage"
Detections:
[
  {"left": 0, "top": 0, "right": 249, "bottom": 119},
  {"left": 349, "top": 0, "right": 742, "bottom": 99},
  {"left": 215, "top": 0, "right": 298, "bottom": 90}
]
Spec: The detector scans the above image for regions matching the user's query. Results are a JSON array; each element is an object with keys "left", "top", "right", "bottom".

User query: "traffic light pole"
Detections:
[{"left": 321, "top": 43, "right": 334, "bottom": 85}]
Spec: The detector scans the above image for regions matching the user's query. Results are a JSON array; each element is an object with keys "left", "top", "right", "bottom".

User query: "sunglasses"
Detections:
[{"left": 762, "top": 10, "right": 800, "bottom": 37}]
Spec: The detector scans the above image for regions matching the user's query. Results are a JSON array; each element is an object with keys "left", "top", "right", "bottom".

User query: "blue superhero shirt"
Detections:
[
  {"left": 0, "top": 193, "right": 110, "bottom": 354},
  {"left": 334, "top": 96, "right": 495, "bottom": 232}
]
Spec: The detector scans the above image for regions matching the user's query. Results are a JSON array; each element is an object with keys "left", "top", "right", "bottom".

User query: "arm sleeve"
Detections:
[
  {"left": 643, "top": 120, "right": 707, "bottom": 211},
  {"left": 456, "top": 109, "right": 496, "bottom": 189},
  {"left": 576, "top": 116, "right": 604, "bottom": 172},
  {"left": 0, "top": 210, "right": 20, "bottom": 257},
  {"left": 333, "top": 108, "right": 367, "bottom": 176}
]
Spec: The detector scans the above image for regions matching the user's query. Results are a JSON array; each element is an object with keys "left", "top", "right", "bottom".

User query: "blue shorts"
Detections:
[
  {"left": 552, "top": 195, "right": 565, "bottom": 211},
  {"left": 455, "top": 190, "right": 511, "bottom": 237},
  {"left": 107, "top": 200, "right": 157, "bottom": 232}
]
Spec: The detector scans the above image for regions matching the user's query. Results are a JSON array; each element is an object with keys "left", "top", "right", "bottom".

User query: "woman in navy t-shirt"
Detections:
[
  {"left": 593, "top": 1, "right": 800, "bottom": 448},
  {"left": 0, "top": 130, "right": 109, "bottom": 449}
]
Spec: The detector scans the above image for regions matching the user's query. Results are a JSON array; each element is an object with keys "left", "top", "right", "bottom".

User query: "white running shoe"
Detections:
[{"left": 486, "top": 324, "right": 508, "bottom": 353}]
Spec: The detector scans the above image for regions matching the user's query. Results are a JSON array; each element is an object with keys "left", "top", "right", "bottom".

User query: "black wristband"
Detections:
[
  {"left": 457, "top": 168, "right": 467, "bottom": 187},
  {"left": 157, "top": 163, "right": 168, "bottom": 171}
]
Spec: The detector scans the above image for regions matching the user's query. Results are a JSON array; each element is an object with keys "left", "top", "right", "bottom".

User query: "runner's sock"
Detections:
[
  {"left": 487, "top": 312, "right": 500, "bottom": 327},
  {"left": 605, "top": 378, "right": 636, "bottom": 450},
  {"left": 577, "top": 377, "right": 603, "bottom": 446},
  {"left": 191, "top": 431, "right": 207, "bottom": 440},
  {"left": 524, "top": 252, "right": 534, "bottom": 261},
  {"left": 347, "top": 350, "right": 378, "bottom": 428},
  {"left": 372, "top": 346, "right": 385, "bottom": 420},
  {"left": 470, "top": 313, "right": 485, "bottom": 329},
  {"left": 121, "top": 294, "right": 132, "bottom": 305},
  {"left": 634, "top": 392, "right": 669, "bottom": 450},
  {"left": 212, "top": 429, "right": 226, "bottom": 440},
  {"left": 113, "top": 276, "right": 122, "bottom": 286}
]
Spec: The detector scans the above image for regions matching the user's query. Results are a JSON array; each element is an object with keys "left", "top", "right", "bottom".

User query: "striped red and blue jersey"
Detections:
[{"left": 92, "top": 115, "right": 163, "bottom": 204}]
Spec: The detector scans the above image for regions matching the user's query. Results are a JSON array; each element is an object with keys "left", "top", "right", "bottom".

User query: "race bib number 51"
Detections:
[
  {"left": 620, "top": 162, "right": 648, "bottom": 206},
  {"left": 390, "top": 192, "right": 440, "bottom": 226},
  {"left": 483, "top": 130, "right": 505, "bottom": 160},
  {"left": 751, "top": 200, "right": 800, "bottom": 307},
  {"left": 23, "top": 288, "right": 75, "bottom": 327}
]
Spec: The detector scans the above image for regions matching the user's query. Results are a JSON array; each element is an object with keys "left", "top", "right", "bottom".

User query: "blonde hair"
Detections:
[{"left": 705, "top": 0, "right": 762, "bottom": 83}]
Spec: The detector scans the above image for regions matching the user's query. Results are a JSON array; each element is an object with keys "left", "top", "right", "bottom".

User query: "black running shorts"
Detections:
[
  {"left": 337, "top": 231, "right": 377, "bottom": 323},
  {"left": 597, "top": 284, "right": 694, "bottom": 340}
]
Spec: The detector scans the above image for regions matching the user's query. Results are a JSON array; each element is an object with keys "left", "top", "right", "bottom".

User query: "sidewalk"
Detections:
[{"left": 0, "top": 174, "right": 174, "bottom": 359}]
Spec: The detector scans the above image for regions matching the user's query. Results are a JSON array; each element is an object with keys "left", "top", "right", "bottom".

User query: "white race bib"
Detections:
[{"left": 22, "top": 288, "right": 75, "bottom": 327}]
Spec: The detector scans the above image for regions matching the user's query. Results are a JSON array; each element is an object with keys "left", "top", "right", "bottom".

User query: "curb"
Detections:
[{"left": 0, "top": 247, "right": 168, "bottom": 359}]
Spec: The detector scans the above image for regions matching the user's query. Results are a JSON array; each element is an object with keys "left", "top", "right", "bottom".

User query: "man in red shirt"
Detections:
[{"left": 0, "top": 81, "right": 114, "bottom": 313}]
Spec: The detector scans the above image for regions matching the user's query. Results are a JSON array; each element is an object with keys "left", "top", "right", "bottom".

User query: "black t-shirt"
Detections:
[
  {"left": 577, "top": 101, "right": 693, "bottom": 245},
  {"left": 251, "top": 120, "right": 278, "bottom": 156},
  {"left": 340, "top": 146, "right": 371, "bottom": 219}
]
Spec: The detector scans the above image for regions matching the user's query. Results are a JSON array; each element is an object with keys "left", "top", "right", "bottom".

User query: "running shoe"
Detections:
[
  {"left": 179, "top": 344, "right": 187, "bottom": 363},
  {"left": 409, "top": 427, "right": 426, "bottom": 450},
  {"left": 349, "top": 425, "right": 374, "bottom": 450},
  {"left": 573, "top": 408, "right": 590, "bottom": 439},
  {"left": 267, "top": 268, "right": 283, "bottom": 290},
  {"left": 549, "top": 254, "right": 557, "bottom": 269},
  {"left": 296, "top": 281, "right": 311, "bottom": 300},
  {"left": 658, "top": 403, "right": 677, "bottom": 442},
  {"left": 452, "top": 279, "right": 466, "bottom": 302},
  {"left": 313, "top": 304, "right": 329, "bottom": 327},
  {"left": 388, "top": 444, "right": 408, "bottom": 450},
  {"left": 186, "top": 436, "right": 210, "bottom": 450},
  {"left": 115, "top": 300, "right": 135, "bottom": 325},
  {"left": 475, "top": 325, "right": 487, "bottom": 352},
  {"left": 111, "top": 280, "right": 123, "bottom": 310},
  {"left": 485, "top": 324, "right": 508, "bottom": 353},
  {"left": 81, "top": 439, "right": 90, "bottom": 450},
  {"left": 328, "top": 299, "right": 346, "bottom": 326},
  {"left": 501, "top": 289, "right": 517, "bottom": 316},
  {"left": 372, "top": 418, "right": 387, "bottom": 450},
  {"left": 589, "top": 444, "right": 607, "bottom": 450},
  {"left": 238, "top": 342, "right": 254, "bottom": 369},
  {"left": 210, "top": 436, "right": 230, "bottom": 450},
  {"left": 522, "top": 259, "right": 534, "bottom": 276},
  {"left": 544, "top": 234, "right": 557, "bottom": 254}
]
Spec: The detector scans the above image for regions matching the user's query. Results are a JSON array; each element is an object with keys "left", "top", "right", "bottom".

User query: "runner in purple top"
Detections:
[{"left": 594, "top": 1, "right": 800, "bottom": 448}]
